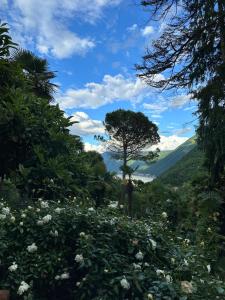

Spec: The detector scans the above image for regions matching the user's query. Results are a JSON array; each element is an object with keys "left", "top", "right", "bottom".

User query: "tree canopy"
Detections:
[
  {"left": 104, "top": 109, "right": 160, "bottom": 179},
  {"left": 137, "top": 0, "right": 225, "bottom": 184}
]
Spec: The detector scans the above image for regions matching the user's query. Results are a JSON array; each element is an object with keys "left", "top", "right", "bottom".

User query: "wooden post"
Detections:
[{"left": 0, "top": 290, "right": 10, "bottom": 300}]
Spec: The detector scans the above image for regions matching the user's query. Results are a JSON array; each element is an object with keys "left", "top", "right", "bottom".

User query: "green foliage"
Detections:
[
  {"left": 12, "top": 49, "right": 58, "bottom": 101},
  {"left": 103, "top": 109, "right": 160, "bottom": 178},
  {"left": 0, "top": 200, "right": 224, "bottom": 299},
  {"left": 137, "top": 0, "right": 225, "bottom": 184},
  {"left": 0, "top": 22, "right": 17, "bottom": 57},
  {"left": 158, "top": 146, "right": 205, "bottom": 186}
]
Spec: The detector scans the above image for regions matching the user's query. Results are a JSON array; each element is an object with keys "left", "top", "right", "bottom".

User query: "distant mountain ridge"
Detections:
[{"left": 102, "top": 136, "right": 197, "bottom": 177}]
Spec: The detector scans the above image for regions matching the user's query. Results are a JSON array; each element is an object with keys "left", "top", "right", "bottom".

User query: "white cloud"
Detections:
[
  {"left": 57, "top": 74, "right": 151, "bottom": 109},
  {"left": 170, "top": 94, "right": 192, "bottom": 108},
  {"left": 173, "top": 127, "right": 192, "bottom": 135},
  {"left": 84, "top": 142, "right": 105, "bottom": 153},
  {"left": 143, "top": 98, "right": 168, "bottom": 114},
  {"left": 141, "top": 25, "right": 154, "bottom": 37},
  {"left": 70, "top": 112, "right": 104, "bottom": 135},
  {"left": 151, "top": 114, "right": 162, "bottom": 119},
  {"left": 127, "top": 24, "right": 138, "bottom": 32},
  {"left": 2, "top": 0, "right": 121, "bottom": 58},
  {"left": 84, "top": 134, "right": 189, "bottom": 153},
  {"left": 143, "top": 93, "right": 194, "bottom": 115},
  {"left": 150, "top": 135, "right": 189, "bottom": 151}
]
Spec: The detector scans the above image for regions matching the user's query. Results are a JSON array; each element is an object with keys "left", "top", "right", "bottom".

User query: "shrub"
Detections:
[{"left": 0, "top": 200, "right": 224, "bottom": 299}]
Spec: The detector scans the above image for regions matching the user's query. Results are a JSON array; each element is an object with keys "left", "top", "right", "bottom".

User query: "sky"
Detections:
[{"left": 0, "top": 0, "right": 197, "bottom": 152}]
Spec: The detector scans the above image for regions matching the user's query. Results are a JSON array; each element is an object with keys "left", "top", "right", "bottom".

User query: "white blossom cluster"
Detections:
[
  {"left": 55, "top": 272, "right": 70, "bottom": 280},
  {"left": 8, "top": 262, "right": 18, "bottom": 272},
  {"left": 17, "top": 281, "right": 30, "bottom": 295},
  {"left": 120, "top": 277, "right": 130, "bottom": 289},
  {"left": 37, "top": 214, "right": 52, "bottom": 225},
  {"left": 75, "top": 254, "right": 84, "bottom": 263},
  {"left": 27, "top": 243, "right": 38, "bottom": 253}
]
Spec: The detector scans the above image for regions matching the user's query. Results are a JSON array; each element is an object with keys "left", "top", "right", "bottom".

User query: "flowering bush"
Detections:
[{"left": 0, "top": 200, "right": 224, "bottom": 299}]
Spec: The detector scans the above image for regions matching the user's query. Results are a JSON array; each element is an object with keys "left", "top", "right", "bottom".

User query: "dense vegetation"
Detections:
[
  {"left": 158, "top": 146, "right": 204, "bottom": 186},
  {"left": 0, "top": 18, "right": 225, "bottom": 300}
]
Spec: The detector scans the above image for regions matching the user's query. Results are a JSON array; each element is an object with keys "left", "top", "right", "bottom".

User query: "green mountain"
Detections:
[
  {"left": 102, "top": 136, "right": 198, "bottom": 178},
  {"left": 102, "top": 150, "right": 172, "bottom": 174},
  {"left": 158, "top": 145, "right": 205, "bottom": 186},
  {"left": 141, "top": 136, "right": 197, "bottom": 177}
]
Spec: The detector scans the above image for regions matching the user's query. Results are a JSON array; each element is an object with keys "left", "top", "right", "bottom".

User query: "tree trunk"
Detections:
[
  {"left": 0, "top": 290, "right": 10, "bottom": 300},
  {"left": 127, "top": 178, "right": 133, "bottom": 217},
  {"left": 120, "top": 147, "right": 127, "bottom": 205}
]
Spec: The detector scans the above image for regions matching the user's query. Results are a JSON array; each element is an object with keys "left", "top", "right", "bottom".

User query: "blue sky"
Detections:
[{"left": 0, "top": 0, "right": 197, "bottom": 151}]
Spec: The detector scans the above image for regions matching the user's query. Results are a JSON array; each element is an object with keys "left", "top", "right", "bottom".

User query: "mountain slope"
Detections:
[
  {"left": 102, "top": 150, "right": 172, "bottom": 174},
  {"left": 158, "top": 146, "right": 205, "bottom": 185},
  {"left": 141, "top": 136, "right": 197, "bottom": 176},
  {"left": 102, "top": 136, "right": 197, "bottom": 178}
]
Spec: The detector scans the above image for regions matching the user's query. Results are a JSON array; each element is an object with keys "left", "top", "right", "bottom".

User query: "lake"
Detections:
[{"left": 116, "top": 173, "right": 155, "bottom": 183}]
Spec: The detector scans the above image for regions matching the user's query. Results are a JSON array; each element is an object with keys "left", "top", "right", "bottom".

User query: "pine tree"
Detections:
[{"left": 137, "top": 0, "right": 225, "bottom": 184}]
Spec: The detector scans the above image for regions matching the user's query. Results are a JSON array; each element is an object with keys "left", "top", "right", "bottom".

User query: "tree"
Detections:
[
  {"left": 0, "top": 22, "right": 16, "bottom": 57},
  {"left": 137, "top": 0, "right": 225, "bottom": 184},
  {"left": 102, "top": 109, "right": 160, "bottom": 215},
  {"left": 12, "top": 49, "right": 58, "bottom": 101}
]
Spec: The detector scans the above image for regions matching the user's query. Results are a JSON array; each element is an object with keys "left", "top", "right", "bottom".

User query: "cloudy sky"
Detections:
[{"left": 0, "top": 0, "right": 197, "bottom": 152}]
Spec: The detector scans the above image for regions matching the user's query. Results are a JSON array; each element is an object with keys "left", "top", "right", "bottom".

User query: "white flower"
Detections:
[
  {"left": 104, "top": 269, "right": 109, "bottom": 273},
  {"left": 76, "top": 281, "right": 81, "bottom": 287},
  {"left": 42, "top": 214, "right": 52, "bottom": 223},
  {"left": 50, "top": 230, "right": 58, "bottom": 237},
  {"left": 108, "top": 201, "right": 118, "bottom": 208},
  {"left": 28, "top": 206, "right": 32, "bottom": 210},
  {"left": 0, "top": 214, "right": 6, "bottom": 220},
  {"left": 120, "top": 277, "right": 130, "bottom": 290},
  {"left": 133, "top": 263, "right": 142, "bottom": 270},
  {"left": 135, "top": 251, "right": 144, "bottom": 260},
  {"left": 21, "top": 213, "right": 26, "bottom": 218},
  {"left": 2, "top": 207, "right": 10, "bottom": 215},
  {"left": 180, "top": 281, "right": 193, "bottom": 294},
  {"left": 184, "top": 239, "right": 190, "bottom": 245},
  {"left": 27, "top": 243, "right": 38, "bottom": 253},
  {"left": 55, "top": 207, "right": 62, "bottom": 213},
  {"left": 166, "top": 275, "right": 173, "bottom": 283},
  {"left": 37, "top": 220, "right": 44, "bottom": 226},
  {"left": 144, "top": 262, "right": 150, "bottom": 267},
  {"left": 10, "top": 216, "right": 16, "bottom": 222},
  {"left": 40, "top": 201, "right": 49, "bottom": 208},
  {"left": 147, "top": 294, "right": 154, "bottom": 300},
  {"left": 183, "top": 259, "right": 189, "bottom": 266},
  {"left": 149, "top": 239, "right": 157, "bottom": 250},
  {"left": 79, "top": 232, "right": 85, "bottom": 237},
  {"left": 55, "top": 275, "right": 60, "bottom": 280},
  {"left": 61, "top": 272, "right": 70, "bottom": 279},
  {"left": 19, "top": 222, "right": 23, "bottom": 226},
  {"left": 120, "top": 205, "right": 124, "bottom": 209},
  {"left": 171, "top": 257, "right": 175, "bottom": 264},
  {"left": 75, "top": 254, "right": 84, "bottom": 263},
  {"left": 156, "top": 269, "right": 165, "bottom": 276},
  {"left": 88, "top": 207, "right": 95, "bottom": 212},
  {"left": 8, "top": 262, "right": 18, "bottom": 272},
  {"left": 161, "top": 212, "right": 168, "bottom": 219},
  {"left": 207, "top": 264, "right": 211, "bottom": 273},
  {"left": 17, "top": 281, "right": 30, "bottom": 295},
  {"left": 36, "top": 208, "right": 40, "bottom": 212}
]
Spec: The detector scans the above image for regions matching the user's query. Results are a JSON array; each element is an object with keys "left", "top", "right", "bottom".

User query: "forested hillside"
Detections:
[
  {"left": 103, "top": 137, "right": 196, "bottom": 178},
  {"left": 158, "top": 146, "right": 204, "bottom": 186}
]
